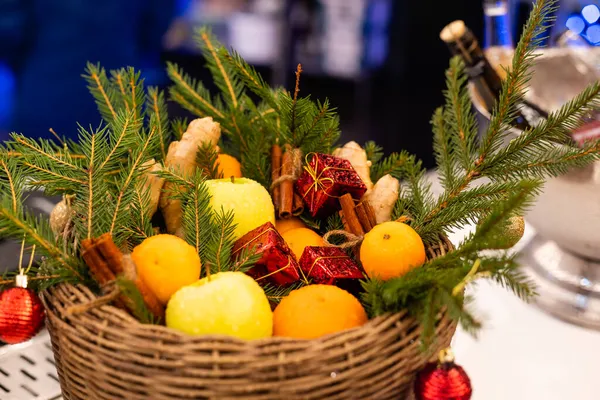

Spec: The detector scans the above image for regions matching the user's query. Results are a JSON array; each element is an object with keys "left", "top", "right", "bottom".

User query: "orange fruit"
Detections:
[
  {"left": 273, "top": 285, "right": 367, "bottom": 339},
  {"left": 131, "top": 234, "right": 201, "bottom": 304},
  {"left": 360, "top": 221, "right": 426, "bottom": 280},
  {"left": 275, "top": 218, "right": 307, "bottom": 235},
  {"left": 281, "top": 228, "right": 326, "bottom": 260},
  {"left": 215, "top": 154, "right": 242, "bottom": 178}
]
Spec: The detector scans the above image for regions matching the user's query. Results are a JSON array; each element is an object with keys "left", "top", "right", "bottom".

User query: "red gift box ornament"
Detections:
[
  {"left": 296, "top": 153, "right": 367, "bottom": 218},
  {"left": 232, "top": 222, "right": 300, "bottom": 286},
  {"left": 298, "top": 246, "right": 365, "bottom": 285}
]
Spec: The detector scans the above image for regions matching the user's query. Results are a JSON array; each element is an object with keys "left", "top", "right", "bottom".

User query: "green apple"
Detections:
[
  {"left": 205, "top": 177, "right": 275, "bottom": 239},
  {"left": 166, "top": 271, "right": 273, "bottom": 340}
]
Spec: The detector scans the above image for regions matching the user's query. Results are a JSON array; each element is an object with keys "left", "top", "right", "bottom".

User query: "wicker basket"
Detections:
[{"left": 42, "top": 236, "right": 457, "bottom": 400}]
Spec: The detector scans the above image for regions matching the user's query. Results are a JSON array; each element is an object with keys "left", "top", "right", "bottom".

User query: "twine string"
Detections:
[
  {"left": 270, "top": 148, "right": 303, "bottom": 190},
  {"left": 322, "top": 230, "right": 363, "bottom": 249}
]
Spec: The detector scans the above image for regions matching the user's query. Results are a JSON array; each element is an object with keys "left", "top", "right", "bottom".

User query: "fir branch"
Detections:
[
  {"left": 364, "top": 141, "right": 384, "bottom": 166},
  {"left": 0, "top": 158, "right": 18, "bottom": 212},
  {"left": 231, "top": 246, "right": 261, "bottom": 273},
  {"left": 126, "top": 67, "right": 145, "bottom": 120},
  {"left": 438, "top": 290, "right": 481, "bottom": 337},
  {"left": 126, "top": 182, "right": 155, "bottom": 248},
  {"left": 171, "top": 117, "right": 189, "bottom": 140},
  {"left": 455, "top": 180, "right": 540, "bottom": 254},
  {"left": 108, "top": 126, "right": 157, "bottom": 239},
  {"left": 71, "top": 125, "right": 112, "bottom": 241},
  {"left": 204, "top": 208, "right": 237, "bottom": 274},
  {"left": 418, "top": 289, "right": 438, "bottom": 346},
  {"left": 423, "top": 0, "right": 558, "bottom": 231},
  {"left": 0, "top": 159, "right": 84, "bottom": 281},
  {"left": 299, "top": 213, "right": 321, "bottom": 231},
  {"left": 222, "top": 49, "right": 278, "bottom": 110},
  {"left": 83, "top": 63, "right": 119, "bottom": 122},
  {"left": 487, "top": 141, "right": 600, "bottom": 181},
  {"left": 168, "top": 170, "right": 213, "bottom": 257},
  {"left": 416, "top": 180, "right": 541, "bottom": 242},
  {"left": 375, "top": 151, "right": 433, "bottom": 221},
  {"left": 111, "top": 69, "right": 131, "bottom": 114},
  {"left": 431, "top": 107, "right": 457, "bottom": 190},
  {"left": 263, "top": 281, "right": 305, "bottom": 304},
  {"left": 477, "top": 0, "right": 557, "bottom": 163},
  {"left": 146, "top": 87, "right": 170, "bottom": 161},
  {"left": 197, "top": 27, "right": 242, "bottom": 109},
  {"left": 476, "top": 254, "right": 537, "bottom": 301},
  {"left": 10, "top": 135, "right": 85, "bottom": 172},
  {"left": 323, "top": 213, "right": 347, "bottom": 245},
  {"left": 98, "top": 110, "right": 142, "bottom": 171},
  {"left": 483, "top": 82, "right": 600, "bottom": 179},
  {"left": 6, "top": 134, "right": 86, "bottom": 193},
  {"left": 167, "top": 62, "right": 225, "bottom": 119},
  {"left": 444, "top": 58, "right": 478, "bottom": 171},
  {"left": 197, "top": 142, "right": 222, "bottom": 179},
  {"left": 115, "top": 276, "right": 159, "bottom": 324},
  {"left": 295, "top": 99, "right": 341, "bottom": 154},
  {"left": 109, "top": 68, "right": 145, "bottom": 121}
]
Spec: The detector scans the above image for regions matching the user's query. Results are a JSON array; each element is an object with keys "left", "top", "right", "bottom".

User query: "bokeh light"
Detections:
[
  {"left": 582, "top": 4, "right": 600, "bottom": 24},
  {"left": 566, "top": 15, "right": 586, "bottom": 35},
  {"left": 586, "top": 24, "right": 600, "bottom": 44}
]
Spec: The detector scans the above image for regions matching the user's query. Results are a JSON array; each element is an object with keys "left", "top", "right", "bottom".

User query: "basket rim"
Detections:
[{"left": 42, "top": 282, "right": 449, "bottom": 347}]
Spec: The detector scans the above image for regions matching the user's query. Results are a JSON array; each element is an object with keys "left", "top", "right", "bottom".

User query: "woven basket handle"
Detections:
[{"left": 64, "top": 284, "right": 120, "bottom": 316}]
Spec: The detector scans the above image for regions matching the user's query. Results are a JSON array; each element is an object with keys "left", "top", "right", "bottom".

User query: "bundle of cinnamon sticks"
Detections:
[
  {"left": 339, "top": 193, "right": 377, "bottom": 237},
  {"left": 81, "top": 234, "right": 164, "bottom": 321},
  {"left": 271, "top": 144, "right": 304, "bottom": 219}
]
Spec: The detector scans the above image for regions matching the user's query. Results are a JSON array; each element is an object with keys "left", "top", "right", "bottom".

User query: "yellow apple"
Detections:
[
  {"left": 166, "top": 271, "right": 273, "bottom": 340},
  {"left": 205, "top": 177, "right": 275, "bottom": 239}
]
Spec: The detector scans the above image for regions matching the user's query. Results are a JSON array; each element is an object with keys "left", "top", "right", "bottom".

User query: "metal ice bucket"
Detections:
[{"left": 472, "top": 48, "right": 600, "bottom": 260}]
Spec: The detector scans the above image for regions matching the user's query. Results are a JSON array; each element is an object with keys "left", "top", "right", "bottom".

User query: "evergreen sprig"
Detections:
[
  {"left": 167, "top": 28, "right": 340, "bottom": 187},
  {"left": 115, "top": 276, "right": 160, "bottom": 324},
  {"left": 158, "top": 169, "right": 259, "bottom": 277},
  {"left": 409, "top": 0, "right": 599, "bottom": 244},
  {"left": 2, "top": 65, "right": 167, "bottom": 285},
  {"left": 0, "top": 154, "right": 85, "bottom": 282},
  {"left": 363, "top": 181, "right": 539, "bottom": 343}
]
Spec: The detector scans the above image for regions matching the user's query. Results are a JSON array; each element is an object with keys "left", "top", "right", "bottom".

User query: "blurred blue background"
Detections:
[{"left": 0, "top": 0, "right": 598, "bottom": 167}]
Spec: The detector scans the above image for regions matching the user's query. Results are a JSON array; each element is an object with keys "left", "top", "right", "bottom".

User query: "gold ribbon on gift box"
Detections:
[
  {"left": 231, "top": 227, "right": 297, "bottom": 279},
  {"left": 301, "top": 153, "right": 353, "bottom": 210},
  {"left": 299, "top": 254, "right": 348, "bottom": 284}
]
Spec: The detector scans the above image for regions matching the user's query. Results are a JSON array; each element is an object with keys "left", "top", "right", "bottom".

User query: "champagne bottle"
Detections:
[{"left": 440, "top": 20, "right": 548, "bottom": 130}]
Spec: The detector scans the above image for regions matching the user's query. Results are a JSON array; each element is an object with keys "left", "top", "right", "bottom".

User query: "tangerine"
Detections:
[
  {"left": 281, "top": 228, "right": 326, "bottom": 260},
  {"left": 360, "top": 221, "right": 426, "bottom": 280},
  {"left": 131, "top": 234, "right": 201, "bottom": 304},
  {"left": 273, "top": 285, "right": 367, "bottom": 339},
  {"left": 275, "top": 217, "right": 307, "bottom": 235},
  {"left": 215, "top": 154, "right": 242, "bottom": 178}
]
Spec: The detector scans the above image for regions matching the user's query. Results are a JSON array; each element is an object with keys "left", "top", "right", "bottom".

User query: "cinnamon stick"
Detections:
[
  {"left": 271, "top": 144, "right": 282, "bottom": 212},
  {"left": 81, "top": 246, "right": 115, "bottom": 285},
  {"left": 279, "top": 145, "right": 294, "bottom": 219},
  {"left": 95, "top": 233, "right": 124, "bottom": 275},
  {"left": 363, "top": 200, "right": 378, "bottom": 228},
  {"left": 339, "top": 193, "right": 364, "bottom": 236},
  {"left": 293, "top": 193, "right": 304, "bottom": 216},
  {"left": 355, "top": 202, "right": 373, "bottom": 232}
]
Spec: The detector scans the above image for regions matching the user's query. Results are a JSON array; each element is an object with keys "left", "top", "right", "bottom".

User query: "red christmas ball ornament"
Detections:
[
  {"left": 414, "top": 348, "right": 472, "bottom": 400},
  {"left": 0, "top": 274, "right": 45, "bottom": 344}
]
